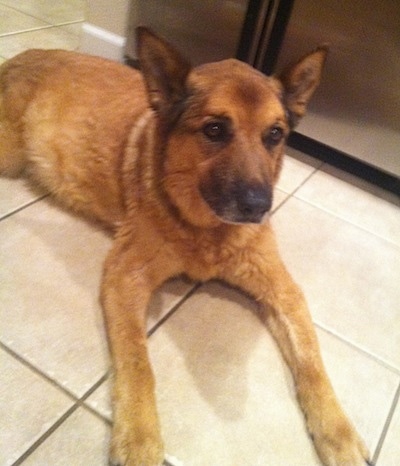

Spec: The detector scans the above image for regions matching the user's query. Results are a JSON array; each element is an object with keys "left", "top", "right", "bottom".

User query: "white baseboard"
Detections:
[{"left": 80, "top": 23, "right": 126, "bottom": 61}]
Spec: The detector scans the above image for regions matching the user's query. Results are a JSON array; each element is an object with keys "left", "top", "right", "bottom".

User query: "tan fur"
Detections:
[{"left": 0, "top": 28, "right": 370, "bottom": 466}]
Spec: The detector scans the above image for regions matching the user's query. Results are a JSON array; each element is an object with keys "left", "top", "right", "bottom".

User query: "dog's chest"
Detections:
[{"left": 179, "top": 226, "right": 261, "bottom": 282}]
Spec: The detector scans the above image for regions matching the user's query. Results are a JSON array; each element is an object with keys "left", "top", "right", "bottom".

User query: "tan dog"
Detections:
[{"left": 0, "top": 28, "right": 371, "bottom": 466}]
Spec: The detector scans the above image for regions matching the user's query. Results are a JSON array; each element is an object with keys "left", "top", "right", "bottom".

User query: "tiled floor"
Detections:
[
  {"left": 0, "top": 0, "right": 83, "bottom": 63},
  {"left": 1, "top": 2, "right": 400, "bottom": 466}
]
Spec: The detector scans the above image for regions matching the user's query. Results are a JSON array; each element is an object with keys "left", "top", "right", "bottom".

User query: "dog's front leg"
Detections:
[
  {"left": 101, "top": 244, "right": 168, "bottom": 466},
  {"left": 220, "top": 233, "right": 371, "bottom": 466},
  {"left": 261, "top": 282, "right": 371, "bottom": 466}
]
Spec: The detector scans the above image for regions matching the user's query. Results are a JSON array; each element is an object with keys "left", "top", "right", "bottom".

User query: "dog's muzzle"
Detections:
[
  {"left": 233, "top": 182, "right": 272, "bottom": 223},
  {"left": 201, "top": 179, "right": 273, "bottom": 224}
]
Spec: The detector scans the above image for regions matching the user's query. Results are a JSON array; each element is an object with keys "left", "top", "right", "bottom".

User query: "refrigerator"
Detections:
[{"left": 126, "top": 0, "right": 400, "bottom": 188}]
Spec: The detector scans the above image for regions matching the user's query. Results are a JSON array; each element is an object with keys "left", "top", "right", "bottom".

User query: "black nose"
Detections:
[{"left": 236, "top": 183, "right": 272, "bottom": 222}]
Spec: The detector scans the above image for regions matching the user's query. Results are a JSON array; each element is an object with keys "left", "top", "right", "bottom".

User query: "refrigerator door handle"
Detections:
[{"left": 236, "top": 0, "right": 277, "bottom": 65}]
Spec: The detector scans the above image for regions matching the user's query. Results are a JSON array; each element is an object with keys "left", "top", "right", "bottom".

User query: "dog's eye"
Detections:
[
  {"left": 202, "top": 121, "right": 230, "bottom": 143},
  {"left": 264, "top": 126, "right": 284, "bottom": 147}
]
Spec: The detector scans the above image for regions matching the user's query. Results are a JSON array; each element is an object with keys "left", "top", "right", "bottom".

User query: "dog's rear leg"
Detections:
[
  {"left": 220, "top": 234, "right": 371, "bottom": 466},
  {"left": 101, "top": 240, "right": 178, "bottom": 466}
]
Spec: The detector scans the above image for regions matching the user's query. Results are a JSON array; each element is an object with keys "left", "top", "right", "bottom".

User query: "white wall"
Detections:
[{"left": 80, "top": 0, "right": 131, "bottom": 61}]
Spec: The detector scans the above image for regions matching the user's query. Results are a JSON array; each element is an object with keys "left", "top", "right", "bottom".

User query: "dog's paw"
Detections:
[
  {"left": 109, "top": 424, "right": 164, "bottom": 466},
  {"left": 310, "top": 416, "right": 371, "bottom": 466}
]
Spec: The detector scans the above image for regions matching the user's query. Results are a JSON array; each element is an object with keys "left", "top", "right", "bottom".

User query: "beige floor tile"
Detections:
[
  {"left": 0, "top": 24, "right": 81, "bottom": 58},
  {"left": 21, "top": 408, "right": 109, "bottom": 466},
  {"left": 272, "top": 197, "right": 400, "bottom": 370},
  {"left": 142, "top": 281, "right": 393, "bottom": 465},
  {"left": 0, "top": 199, "right": 112, "bottom": 396},
  {"left": 378, "top": 396, "right": 400, "bottom": 466},
  {"left": 0, "top": 349, "right": 73, "bottom": 466},
  {"left": 0, "top": 195, "right": 194, "bottom": 396},
  {"left": 295, "top": 164, "right": 400, "bottom": 246},
  {"left": 277, "top": 147, "right": 322, "bottom": 194},
  {"left": 0, "top": 4, "right": 48, "bottom": 36},
  {"left": 0, "top": 177, "right": 46, "bottom": 219},
  {"left": 0, "top": 0, "right": 85, "bottom": 25}
]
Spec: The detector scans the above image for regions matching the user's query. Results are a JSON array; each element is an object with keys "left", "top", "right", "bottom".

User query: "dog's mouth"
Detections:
[{"left": 199, "top": 181, "right": 273, "bottom": 224}]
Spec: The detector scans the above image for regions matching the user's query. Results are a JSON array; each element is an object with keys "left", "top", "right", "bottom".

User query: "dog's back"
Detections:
[{"left": 0, "top": 50, "right": 149, "bottom": 225}]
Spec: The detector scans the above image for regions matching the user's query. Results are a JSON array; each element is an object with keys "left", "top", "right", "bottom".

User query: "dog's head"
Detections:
[{"left": 137, "top": 28, "right": 327, "bottom": 228}]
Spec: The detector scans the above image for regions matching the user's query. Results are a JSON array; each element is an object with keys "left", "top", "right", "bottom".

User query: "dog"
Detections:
[{"left": 0, "top": 28, "right": 371, "bottom": 466}]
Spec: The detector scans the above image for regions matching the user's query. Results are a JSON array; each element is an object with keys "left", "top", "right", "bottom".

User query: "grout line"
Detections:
[
  {"left": 10, "top": 403, "right": 80, "bottom": 466},
  {"left": 0, "top": 27, "right": 46, "bottom": 38},
  {"left": 0, "top": 1, "right": 50, "bottom": 21},
  {"left": 10, "top": 373, "right": 110, "bottom": 466},
  {"left": 78, "top": 372, "right": 110, "bottom": 404},
  {"left": 147, "top": 283, "right": 202, "bottom": 337},
  {"left": 0, "top": 193, "right": 49, "bottom": 222},
  {"left": 372, "top": 381, "right": 400, "bottom": 464},
  {"left": 271, "top": 165, "right": 321, "bottom": 216},
  {"left": 289, "top": 165, "right": 321, "bottom": 197},
  {"left": 2, "top": 338, "right": 111, "bottom": 465},
  {"left": 78, "top": 373, "right": 112, "bottom": 426},
  {"left": 271, "top": 190, "right": 291, "bottom": 216},
  {"left": 0, "top": 340, "right": 79, "bottom": 401},
  {"left": 314, "top": 322, "right": 400, "bottom": 376},
  {"left": 0, "top": 25, "right": 52, "bottom": 38},
  {"left": 81, "top": 398, "right": 112, "bottom": 426},
  {"left": 289, "top": 162, "right": 400, "bottom": 249},
  {"left": 1, "top": 341, "right": 111, "bottom": 422},
  {"left": 0, "top": 0, "right": 84, "bottom": 29},
  {"left": 50, "top": 20, "right": 84, "bottom": 27},
  {"left": 0, "top": 21, "right": 83, "bottom": 39},
  {"left": 292, "top": 192, "right": 400, "bottom": 249}
]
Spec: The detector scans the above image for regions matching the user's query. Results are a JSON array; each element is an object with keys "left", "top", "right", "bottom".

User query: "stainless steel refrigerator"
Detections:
[{"left": 126, "top": 0, "right": 400, "bottom": 185}]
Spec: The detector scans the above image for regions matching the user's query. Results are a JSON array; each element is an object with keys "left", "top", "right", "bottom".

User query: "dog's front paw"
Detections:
[
  {"left": 109, "top": 424, "right": 164, "bottom": 466},
  {"left": 310, "top": 415, "right": 372, "bottom": 466}
]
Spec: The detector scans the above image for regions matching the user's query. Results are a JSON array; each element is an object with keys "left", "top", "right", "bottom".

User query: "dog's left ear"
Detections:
[
  {"left": 279, "top": 46, "right": 328, "bottom": 127},
  {"left": 136, "top": 27, "right": 191, "bottom": 119}
]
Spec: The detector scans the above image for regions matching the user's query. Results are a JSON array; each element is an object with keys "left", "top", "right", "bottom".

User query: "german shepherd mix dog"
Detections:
[{"left": 0, "top": 28, "right": 371, "bottom": 466}]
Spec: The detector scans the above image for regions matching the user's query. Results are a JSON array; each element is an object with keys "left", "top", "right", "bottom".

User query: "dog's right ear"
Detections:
[{"left": 136, "top": 27, "right": 191, "bottom": 119}]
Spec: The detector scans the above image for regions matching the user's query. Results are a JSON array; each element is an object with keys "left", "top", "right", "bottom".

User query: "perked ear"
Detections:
[
  {"left": 136, "top": 27, "right": 191, "bottom": 118},
  {"left": 279, "top": 46, "right": 328, "bottom": 127}
]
